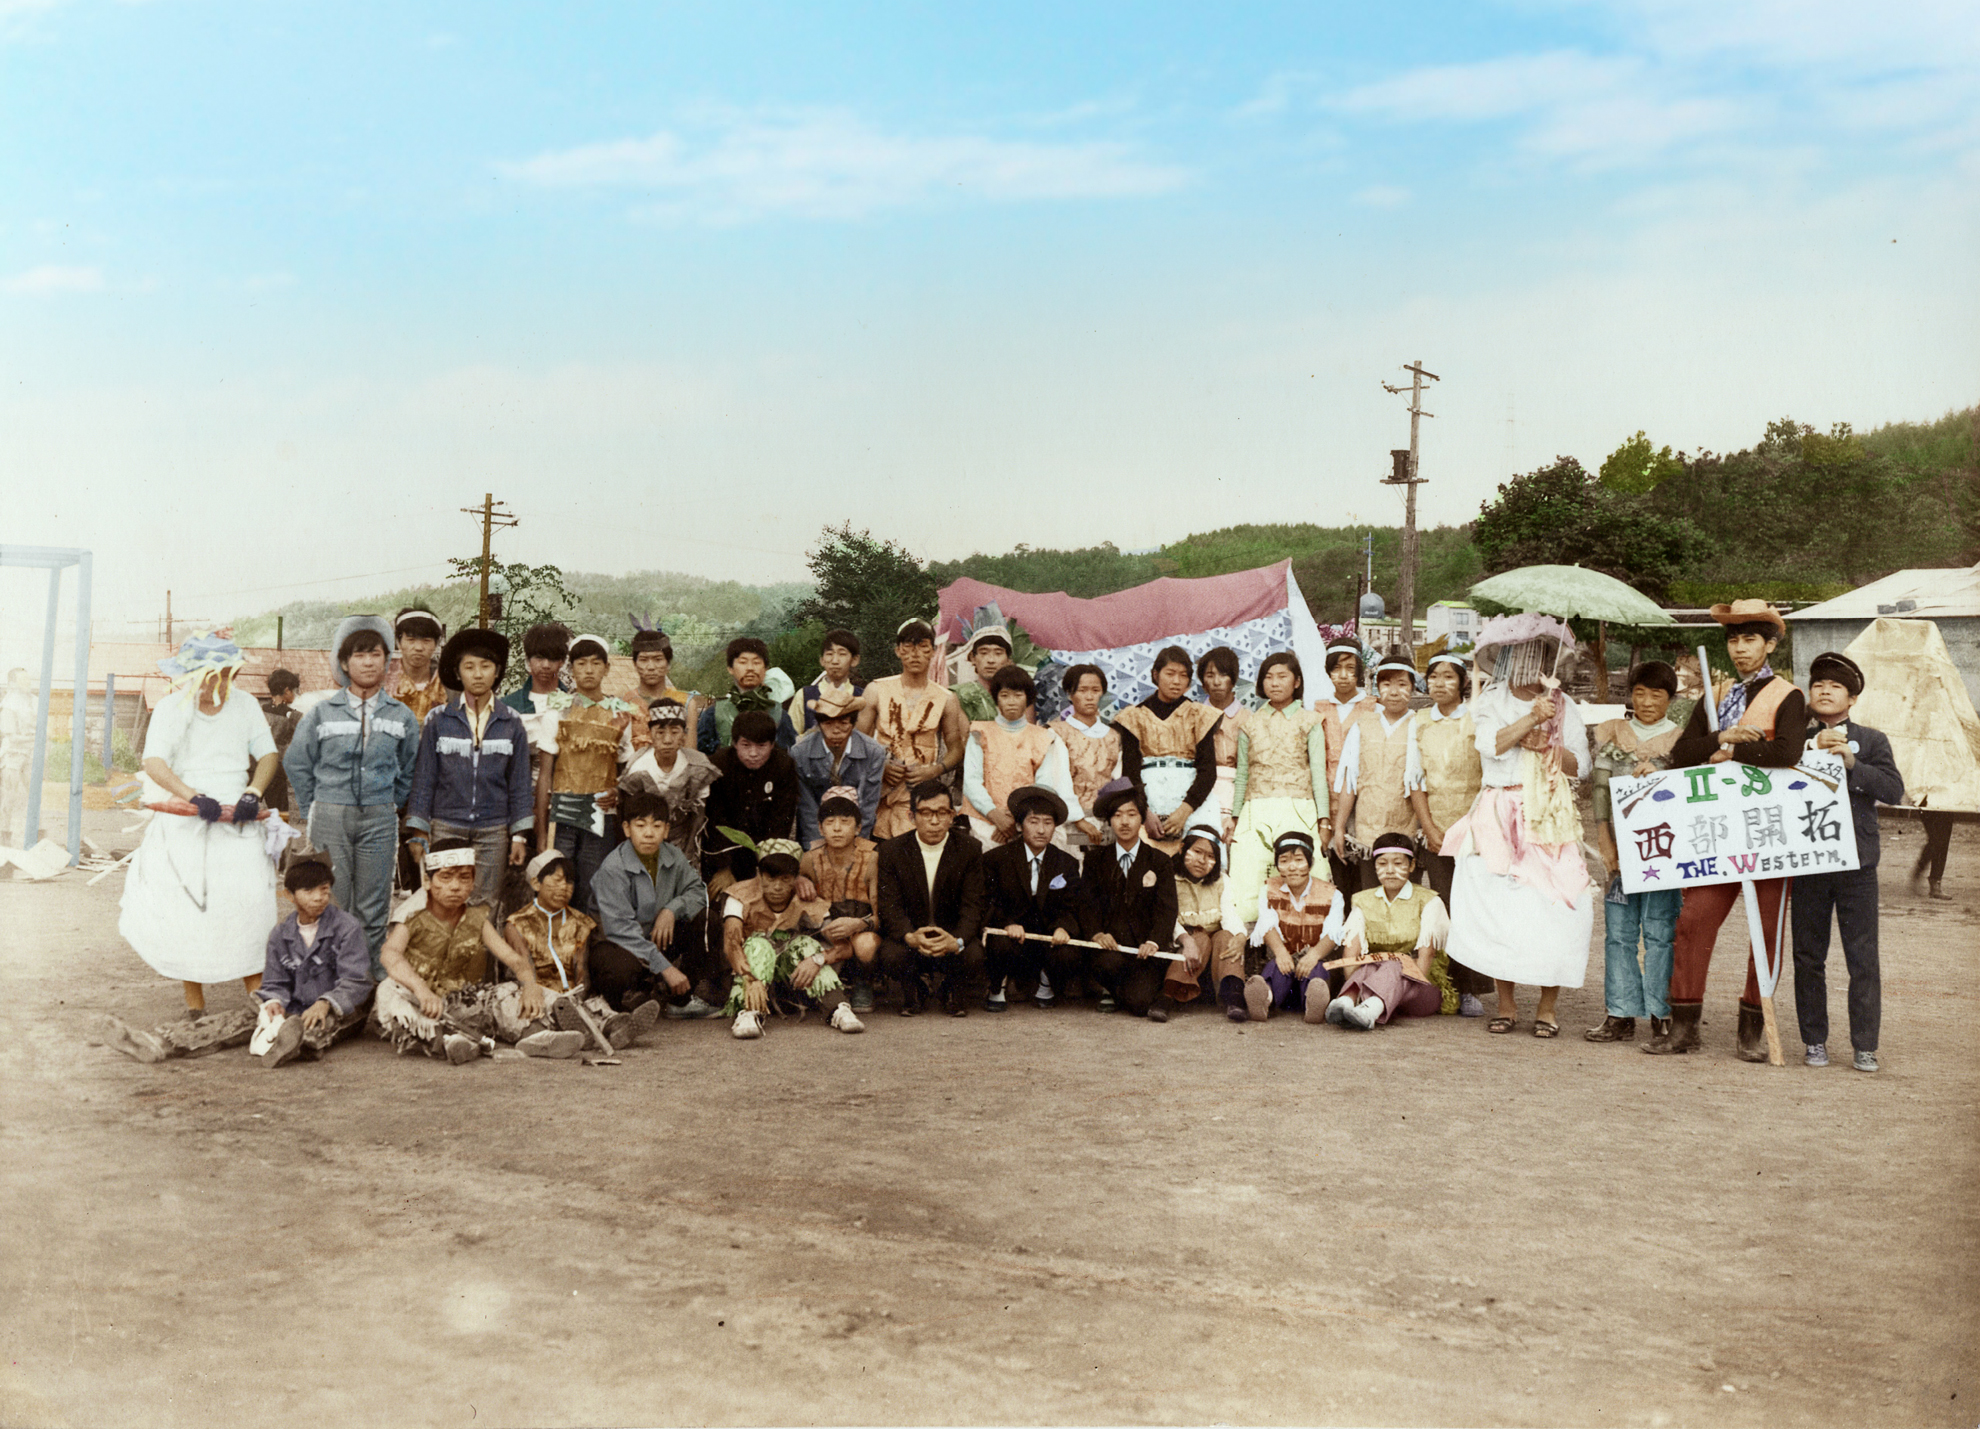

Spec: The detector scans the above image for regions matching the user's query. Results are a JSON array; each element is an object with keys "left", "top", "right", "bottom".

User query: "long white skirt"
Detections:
[
  {"left": 119, "top": 813, "right": 275, "bottom": 983},
  {"left": 1446, "top": 851, "right": 1593, "bottom": 988}
]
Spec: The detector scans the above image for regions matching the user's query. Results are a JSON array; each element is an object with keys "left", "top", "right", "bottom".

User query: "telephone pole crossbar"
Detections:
[
  {"left": 459, "top": 494, "right": 520, "bottom": 629},
  {"left": 1380, "top": 360, "right": 1439, "bottom": 658}
]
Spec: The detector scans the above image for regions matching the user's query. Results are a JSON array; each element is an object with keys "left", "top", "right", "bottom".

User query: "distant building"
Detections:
[
  {"left": 1786, "top": 564, "right": 1980, "bottom": 708},
  {"left": 1424, "top": 600, "right": 1478, "bottom": 650}
]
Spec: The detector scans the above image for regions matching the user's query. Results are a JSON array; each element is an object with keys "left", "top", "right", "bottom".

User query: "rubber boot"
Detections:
[
  {"left": 1641, "top": 1015, "right": 1674, "bottom": 1053},
  {"left": 1650, "top": 1002, "right": 1701, "bottom": 1055},
  {"left": 1735, "top": 1002, "right": 1768, "bottom": 1062},
  {"left": 1584, "top": 1015, "right": 1636, "bottom": 1043}
]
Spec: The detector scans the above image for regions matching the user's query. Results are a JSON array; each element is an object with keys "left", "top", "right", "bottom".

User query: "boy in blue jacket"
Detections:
[
  {"left": 406, "top": 629, "right": 534, "bottom": 915},
  {"left": 1792, "top": 652, "right": 1905, "bottom": 1073},
  {"left": 253, "top": 857, "right": 376, "bottom": 1068},
  {"left": 284, "top": 614, "right": 421, "bottom": 976}
]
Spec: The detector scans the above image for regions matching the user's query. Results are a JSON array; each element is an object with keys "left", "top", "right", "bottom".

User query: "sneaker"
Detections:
[
  {"left": 1323, "top": 995, "right": 1352, "bottom": 1026},
  {"left": 665, "top": 995, "right": 717, "bottom": 1020},
  {"left": 258, "top": 1015, "right": 306, "bottom": 1070},
  {"left": 622, "top": 999, "right": 662, "bottom": 1047},
  {"left": 552, "top": 999, "right": 588, "bottom": 1033},
  {"left": 1805, "top": 1043, "right": 1829, "bottom": 1067},
  {"left": 517, "top": 1029, "right": 584, "bottom": 1059},
  {"left": 442, "top": 1033, "right": 483, "bottom": 1065},
  {"left": 1458, "top": 992, "right": 1486, "bottom": 1018},
  {"left": 1243, "top": 975, "right": 1272, "bottom": 1023},
  {"left": 1096, "top": 991, "right": 1117, "bottom": 1013},
  {"left": 848, "top": 983, "right": 875, "bottom": 1013},
  {"left": 1344, "top": 996, "right": 1382, "bottom": 1030},
  {"left": 731, "top": 1010, "right": 764, "bottom": 1039},
  {"left": 830, "top": 1002, "right": 866, "bottom": 1034},
  {"left": 1035, "top": 971, "right": 1054, "bottom": 1000},
  {"left": 1853, "top": 1049, "right": 1879, "bottom": 1072}
]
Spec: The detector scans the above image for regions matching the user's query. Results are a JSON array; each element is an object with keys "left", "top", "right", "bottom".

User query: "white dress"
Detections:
[
  {"left": 1444, "top": 684, "right": 1595, "bottom": 989},
  {"left": 119, "top": 687, "right": 279, "bottom": 982}
]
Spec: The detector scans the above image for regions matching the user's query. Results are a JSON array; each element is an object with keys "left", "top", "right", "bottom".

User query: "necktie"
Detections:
[
  {"left": 1029, "top": 854, "right": 1042, "bottom": 896},
  {"left": 1118, "top": 847, "right": 1134, "bottom": 878}
]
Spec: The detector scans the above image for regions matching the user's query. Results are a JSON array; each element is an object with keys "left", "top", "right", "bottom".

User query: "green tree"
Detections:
[
  {"left": 1473, "top": 456, "right": 1705, "bottom": 602},
  {"left": 790, "top": 524, "right": 939, "bottom": 680},
  {"left": 448, "top": 557, "right": 582, "bottom": 691},
  {"left": 1598, "top": 430, "right": 1684, "bottom": 495}
]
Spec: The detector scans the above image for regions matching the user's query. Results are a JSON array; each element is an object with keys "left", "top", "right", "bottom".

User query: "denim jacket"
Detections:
[
  {"left": 405, "top": 696, "right": 535, "bottom": 834},
  {"left": 257, "top": 903, "right": 375, "bottom": 1017},
  {"left": 284, "top": 689, "right": 420, "bottom": 817}
]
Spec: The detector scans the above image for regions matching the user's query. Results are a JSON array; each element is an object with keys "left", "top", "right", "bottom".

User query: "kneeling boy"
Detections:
[
  {"left": 503, "top": 848, "right": 637, "bottom": 1056},
  {"left": 253, "top": 857, "right": 376, "bottom": 1068},
  {"left": 723, "top": 837, "right": 865, "bottom": 1038}
]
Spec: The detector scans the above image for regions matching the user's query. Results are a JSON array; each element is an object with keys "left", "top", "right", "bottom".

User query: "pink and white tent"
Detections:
[{"left": 937, "top": 561, "right": 1331, "bottom": 717}]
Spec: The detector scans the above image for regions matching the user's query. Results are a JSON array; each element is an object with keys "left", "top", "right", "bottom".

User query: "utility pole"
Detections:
[
  {"left": 459, "top": 494, "right": 519, "bottom": 629},
  {"left": 1381, "top": 360, "right": 1439, "bottom": 657}
]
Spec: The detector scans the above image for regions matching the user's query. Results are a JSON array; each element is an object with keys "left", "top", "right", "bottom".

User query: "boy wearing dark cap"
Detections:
[
  {"left": 1660, "top": 599, "right": 1806, "bottom": 1061},
  {"left": 978, "top": 784, "right": 1083, "bottom": 1011},
  {"left": 1078, "top": 777, "right": 1181, "bottom": 1020},
  {"left": 1792, "top": 652, "right": 1904, "bottom": 1071}
]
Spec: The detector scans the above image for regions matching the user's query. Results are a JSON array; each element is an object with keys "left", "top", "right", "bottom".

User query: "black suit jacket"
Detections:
[
  {"left": 877, "top": 828, "right": 985, "bottom": 943},
  {"left": 702, "top": 745, "right": 800, "bottom": 881},
  {"left": 1807, "top": 718, "right": 1905, "bottom": 870},
  {"left": 1079, "top": 839, "right": 1179, "bottom": 947},
  {"left": 980, "top": 841, "right": 1083, "bottom": 938}
]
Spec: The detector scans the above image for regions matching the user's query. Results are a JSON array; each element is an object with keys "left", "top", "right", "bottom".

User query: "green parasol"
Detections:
[{"left": 1468, "top": 565, "right": 1673, "bottom": 625}]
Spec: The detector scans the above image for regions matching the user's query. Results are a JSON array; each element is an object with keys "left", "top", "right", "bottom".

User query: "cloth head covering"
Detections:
[
  {"left": 809, "top": 688, "right": 862, "bottom": 721},
  {"left": 1272, "top": 829, "right": 1317, "bottom": 863},
  {"left": 1425, "top": 651, "right": 1469, "bottom": 675},
  {"left": 568, "top": 632, "right": 613, "bottom": 662},
  {"left": 159, "top": 630, "right": 247, "bottom": 689},
  {"left": 327, "top": 616, "right": 395, "bottom": 689},
  {"left": 1809, "top": 651, "right": 1864, "bottom": 697},
  {"left": 1369, "top": 831, "right": 1417, "bottom": 862},
  {"left": 1373, "top": 656, "right": 1422, "bottom": 691},
  {"left": 1091, "top": 776, "right": 1143, "bottom": 823},
  {"left": 1472, "top": 612, "right": 1575, "bottom": 688},
  {"left": 1709, "top": 598, "right": 1786, "bottom": 636},
  {"left": 646, "top": 697, "right": 688, "bottom": 725},
  {"left": 1323, "top": 641, "right": 1367, "bottom": 676},
  {"left": 1178, "top": 822, "right": 1225, "bottom": 882},
  {"left": 424, "top": 844, "right": 478, "bottom": 872},
  {"left": 962, "top": 624, "right": 1013, "bottom": 658},
  {"left": 754, "top": 838, "right": 804, "bottom": 876},
  {"left": 525, "top": 848, "right": 573, "bottom": 883},
  {"left": 438, "top": 628, "right": 511, "bottom": 691},
  {"left": 817, "top": 785, "right": 863, "bottom": 821},
  {"left": 393, "top": 609, "right": 445, "bottom": 638},
  {"left": 1005, "top": 783, "right": 1068, "bottom": 826}
]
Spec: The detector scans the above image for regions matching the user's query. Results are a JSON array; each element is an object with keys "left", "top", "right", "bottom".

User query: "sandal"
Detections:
[
  {"left": 1488, "top": 1016, "right": 1517, "bottom": 1035},
  {"left": 1533, "top": 1019, "right": 1560, "bottom": 1039}
]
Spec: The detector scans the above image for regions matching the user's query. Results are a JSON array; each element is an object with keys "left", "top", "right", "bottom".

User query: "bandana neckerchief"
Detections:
[
  {"left": 1717, "top": 663, "right": 1775, "bottom": 730},
  {"left": 731, "top": 683, "right": 779, "bottom": 714}
]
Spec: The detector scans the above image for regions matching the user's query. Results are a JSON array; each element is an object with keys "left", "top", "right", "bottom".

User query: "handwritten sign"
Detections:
[{"left": 1611, "top": 749, "right": 1859, "bottom": 895}]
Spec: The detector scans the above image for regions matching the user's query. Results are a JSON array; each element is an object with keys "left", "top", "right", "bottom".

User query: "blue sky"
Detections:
[{"left": 4, "top": 0, "right": 1976, "bottom": 640}]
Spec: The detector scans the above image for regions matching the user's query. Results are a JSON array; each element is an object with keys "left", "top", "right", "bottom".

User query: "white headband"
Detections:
[
  {"left": 570, "top": 632, "right": 612, "bottom": 659},
  {"left": 396, "top": 609, "right": 443, "bottom": 632},
  {"left": 424, "top": 846, "right": 478, "bottom": 872}
]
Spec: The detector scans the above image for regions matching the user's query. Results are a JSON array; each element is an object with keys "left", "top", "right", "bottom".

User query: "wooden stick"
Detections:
[
  {"left": 556, "top": 992, "right": 617, "bottom": 1056},
  {"left": 982, "top": 928, "right": 1185, "bottom": 961}
]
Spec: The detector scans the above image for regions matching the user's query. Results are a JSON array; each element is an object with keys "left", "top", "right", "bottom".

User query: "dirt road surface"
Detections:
[{"left": 2, "top": 814, "right": 1974, "bottom": 1427}]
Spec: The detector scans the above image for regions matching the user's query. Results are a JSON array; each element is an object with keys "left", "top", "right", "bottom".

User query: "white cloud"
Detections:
[
  {"left": 1351, "top": 184, "right": 1410, "bottom": 207},
  {"left": 1338, "top": 50, "right": 1639, "bottom": 123},
  {"left": 498, "top": 109, "right": 1189, "bottom": 221},
  {"left": 3, "top": 264, "right": 104, "bottom": 294}
]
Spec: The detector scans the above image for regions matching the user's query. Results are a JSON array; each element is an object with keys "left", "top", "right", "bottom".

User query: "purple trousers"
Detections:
[
  {"left": 1342, "top": 959, "right": 1442, "bottom": 1024},
  {"left": 1260, "top": 957, "right": 1327, "bottom": 1012}
]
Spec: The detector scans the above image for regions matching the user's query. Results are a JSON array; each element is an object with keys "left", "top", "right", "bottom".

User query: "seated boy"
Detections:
[
  {"left": 1244, "top": 830, "right": 1343, "bottom": 1022},
  {"left": 1791, "top": 652, "right": 1904, "bottom": 1072},
  {"left": 1585, "top": 660, "right": 1690, "bottom": 1047},
  {"left": 876, "top": 781, "right": 986, "bottom": 1016},
  {"left": 589, "top": 789, "right": 710, "bottom": 1016},
  {"left": 1077, "top": 778, "right": 1180, "bottom": 1021},
  {"left": 1330, "top": 657, "right": 1421, "bottom": 884},
  {"left": 374, "top": 838, "right": 591, "bottom": 1063},
  {"left": 792, "top": 627, "right": 866, "bottom": 735},
  {"left": 697, "top": 637, "right": 797, "bottom": 755},
  {"left": 797, "top": 788, "right": 882, "bottom": 1010},
  {"left": 961, "top": 665, "right": 1081, "bottom": 848},
  {"left": 252, "top": 857, "right": 376, "bottom": 1068},
  {"left": 977, "top": 784, "right": 1083, "bottom": 1012},
  {"left": 1322, "top": 832, "right": 1452, "bottom": 1030},
  {"left": 502, "top": 848, "right": 627, "bottom": 1057},
  {"left": 619, "top": 698, "right": 720, "bottom": 863},
  {"left": 722, "top": 837, "right": 866, "bottom": 1038}
]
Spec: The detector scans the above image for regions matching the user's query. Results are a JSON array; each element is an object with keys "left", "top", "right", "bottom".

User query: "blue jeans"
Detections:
[
  {"left": 1603, "top": 887, "right": 1681, "bottom": 1018},
  {"left": 310, "top": 803, "right": 399, "bottom": 977}
]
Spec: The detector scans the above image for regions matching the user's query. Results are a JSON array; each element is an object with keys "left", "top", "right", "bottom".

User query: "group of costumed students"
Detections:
[{"left": 105, "top": 596, "right": 1896, "bottom": 1075}]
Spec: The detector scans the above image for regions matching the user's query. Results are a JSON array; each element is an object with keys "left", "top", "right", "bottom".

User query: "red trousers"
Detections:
[{"left": 1670, "top": 877, "right": 1788, "bottom": 1007}]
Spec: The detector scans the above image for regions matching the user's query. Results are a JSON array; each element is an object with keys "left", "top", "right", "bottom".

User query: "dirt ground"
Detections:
[{"left": 1, "top": 810, "right": 1974, "bottom": 1428}]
